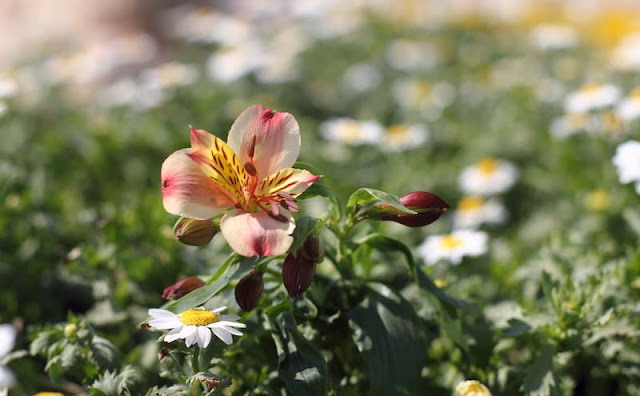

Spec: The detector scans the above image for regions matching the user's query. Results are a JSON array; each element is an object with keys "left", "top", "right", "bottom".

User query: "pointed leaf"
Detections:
[
  {"left": 357, "top": 233, "right": 416, "bottom": 280},
  {"left": 268, "top": 311, "right": 328, "bottom": 396},
  {"left": 349, "top": 283, "right": 427, "bottom": 396},
  {"left": 347, "top": 188, "right": 416, "bottom": 218}
]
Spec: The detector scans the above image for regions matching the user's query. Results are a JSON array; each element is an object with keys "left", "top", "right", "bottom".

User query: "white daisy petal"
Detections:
[
  {"left": 219, "top": 325, "right": 243, "bottom": 336},
  {"left": 178, "top": 325, "right": 197, "bottom": 339},
  {"left": 212, "top": 306, "right": 228, "bottom": 314},
  {"left": 185, "top": 330, "right": 198, "bottom": 347},
  {"left": 0, "top": 364, "right": 15, "bottom": 387},
  {"left": 0, "top": 324, "right": 16, "bottom": 358},
  {"left": 149, "top": 318, "right": 182, "bottom": 330},
  {"left": 148, "top": 309, "right": 179, "bottom": 319},
  {"left": 163, "top": 326, "right": 185, "bottom": 343},
  {"left": 215, "top": 320, "right": 247, "bottom": 328},
  {"left": 212, "top": 327, "right": 234, "bottom": 345},
  {"left": 197, "top": 326, "right": 212, "bottom": 348}
]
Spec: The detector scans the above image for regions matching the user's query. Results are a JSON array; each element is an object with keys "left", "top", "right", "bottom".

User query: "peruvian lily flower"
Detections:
[{"left": 161, "top": 105, "right": 320, "bottom": 257}]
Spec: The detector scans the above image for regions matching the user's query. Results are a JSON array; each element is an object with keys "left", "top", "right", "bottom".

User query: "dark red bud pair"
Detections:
[
  {"left": 162, "top": 277, "right": 205, "bottom": 300},
  {"left": 235, "top": 271, "right": 264, "bottom": 312},
  {"left": 174, "top": 218, "right": 219, "bottom": 246},
  {"left": 282, "top": 235, "right": 324, "bottom": 298},
  {"left": 382, "top": 191, "right": 449, "bottom": 227}
]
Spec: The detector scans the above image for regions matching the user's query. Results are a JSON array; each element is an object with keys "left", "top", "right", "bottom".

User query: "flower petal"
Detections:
[
  {"left": 0, "top": 325, "right": 16, "bottom": 358},
  {"left": 197, "top": 326, "right": 212, "bottom": 348},
  {"left": 163, "top": 326, "right": 184, "bottom": 343},
  {"left": 149, "top": 318, "right": 181, "bottom": 330},
  {"left": 161, "top": 149, "right": 237, "bottom": 219},
  {"left": 212, "top": 327, "right": 233, "bottom": 345},
  {"left": 227, "top": 105, "right": 301, "bottom": 180},
  {"left": 256, "top": 168, "right": 321, "bottom": 199},
  {"left": 148, "top": 309, "right": 178, "bottom": 319},
  {"left": 219, "top": 325, "right": 243, "bottom": 336},
  {"left": 0, "top": 364, "right": 15, "bottom": 387},
  {"left": 220, "top": 209, "right": 295, "bottom": 257}
]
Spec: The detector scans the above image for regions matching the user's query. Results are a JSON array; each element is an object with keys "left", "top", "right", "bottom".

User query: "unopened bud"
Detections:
[
  {"left": 300, "top": 234, "right": 325, "bottom": 264},
  {"left": 63, "top": 323, "right": 77, "bottom": 338},
  {"left": 234, "top": 271, "right": 264, "bottom": 311},
  {"left": 162, "top": 277, "right": 205, "bottom": 300},
  {"left": 174, "top": 217, "right": 218, "bottom": 246},
  {"left": 382, "top": 191, "right": 449, "bottom": 227},
  {"left": 282, "top": 252, "right": 316, "bottom": 299}
]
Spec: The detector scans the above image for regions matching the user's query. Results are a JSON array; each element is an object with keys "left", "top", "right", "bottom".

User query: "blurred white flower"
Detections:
[
  {"left": 319, "top": 118, "right": 384, "bottom": 145},
  {"left": 418, "top": 230, "right": 488, "bottom": 265},
  {"left": 612, "top": 33, "right": 640, "bottom": 71},
  {"left": 0, "top": 71, "right": 19, "bottom": 99},
  {"left": 386, "top": 39, "right": 440, "bottom": 72},
  {"left": 392, "top": 78, "right": 455, "bottom": 118},
  {"left": 342, "top": 63, "right": 382, "bottom": 94},
  {"left": 207, "top": 43, "right": 264, "bottom": 84},
  {"left": 0, "top": 324, "right": 16, "bottom": 388},
  {"left": 382, "top": 124, "right": 428, "bottom": 152},
  {"left": 612, "top": 140, "right": 640, "bottom": 193},
  {"left": 549, "top": 113, "right": 592, "bottom": 138},
  {"left": 564, "top": 83, "right": 620, "bottom": 113},
  {"left": 458, "top": 158, "right": 518, "bottom": 196},
  {"left": 530, "top": 24, "right": 579, "bottom": 50},
  {"left": 140, "top": 62, "right": 198, "bottom": 91},
  {"left": 0, "top": 102, "right": 6, "bottom": 117},
  {"left": 616, "top": 88, "right": 640, "bottom": 122},
  {"left": 453, "top": 196, "right": 507, "bottom": 229},
  {"left": 455, "top": 380, "right": 492, "bottom": 396},
  {"left": 148, "top": 306, "right": 245, "bottom": 347}
]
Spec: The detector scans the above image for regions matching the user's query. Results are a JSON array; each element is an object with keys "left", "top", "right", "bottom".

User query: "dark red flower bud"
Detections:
[
  {"left": 300, "top": 234, "right": 325, "bottom": 264},
  {"left": 282, "top": 252, "right": 317, "bottom": 299},
  {"left": 162, "top": 277, "right": 205, "bottom": 300},
  {"left": 174, "top": 217, "right": 218, "bottom": 246},
  {"left": 234, "top": 271, "right": 264, "bottom": 311},
  {"left": 382, "top": 191, "right": 449, "bottom": 227}
]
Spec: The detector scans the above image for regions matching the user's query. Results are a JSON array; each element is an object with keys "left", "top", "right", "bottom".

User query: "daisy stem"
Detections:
[{"left": 191, "top": 345, "right": 201, "bottom": 374}]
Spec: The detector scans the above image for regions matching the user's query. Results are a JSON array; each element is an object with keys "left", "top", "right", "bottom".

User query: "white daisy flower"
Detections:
[
  {"left": 611, "top": 33, "right": 640, "bottom": 71},
  {"left": 148, "top": 306, "right": 245, "bottom": 347},
  {"left": 612, "top": 140, "right": 640, "bottom": 193},
  {"left": 549, "top": 112, "right": 592, "bottom": 139},
  {"left": 455, "top": 380, "right": 492, "bottom": 396},
  {"left": 530, "top": 24, "right": 579, "bottom": 50},
  {"left": 382, "top": 124, "right": 428, "bottom": 152},
  {"left": 615, "top": 88, "right": 640, "bottom": 122},
  {"left": 319, "top": 118, "right": 384, "bottom": 145},
  {"left": 386, "top": 39, "right": 440, "bottom": 72},
  {"left": 391, "top": 78, "right": 455, "bottom": 118},
  {"left": 564, "top": 83, "right": 620, "bottom": 113},
  {"left": 341, "top": 62, "right": 382, "bottom": 94},
  {"left": 0, "top": 102, "right": 7, "bottom": 117},
  {"left": 417, "top": 230, "right": 488, "bottom": 266},
  {"left": 0, "top": 71, "right": 19, "bottom": 99},
  {"left": 458, "top": 157, "right": 518, "bottom": 196},
  {"left": 207, "top": 43, "right": 264, "bottom": 84},
  {"left": 140, "top": 62, "right": 198, "bottom": 91},
  {"left": 0, "top": 324, "right": 16, "bottom": 387},
  {"left": 453, "top": 196, "right": 507, "bottom": 229}
]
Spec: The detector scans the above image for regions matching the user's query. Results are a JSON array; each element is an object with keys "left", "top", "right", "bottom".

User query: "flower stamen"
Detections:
[{"left": 179, "top": 309, "right": 219, "bottom": 326}]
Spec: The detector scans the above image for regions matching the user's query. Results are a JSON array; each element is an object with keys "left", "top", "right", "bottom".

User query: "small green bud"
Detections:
[{"left": 173, "top": 217, "right": 218, "bottom": 246}]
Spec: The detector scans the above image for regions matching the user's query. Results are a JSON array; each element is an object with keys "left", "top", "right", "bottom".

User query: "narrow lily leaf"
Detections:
[
  {"left": 161, "top": 256, "right": 259, "bottom": 313},
  {"left": 349, "top": 283, "right": 427, "bottom": 396},
  {"left": 290, "top": 216, "right": 322, "bottom": 254},
  {"left": 268, "top": 311, "right": 328, "bottom": 396},
  {"left": 357, "top": 233, "right": 416, "bottom": 280},
  {"left": 346, "top": 188, "right": 416, "bottom": 218}
]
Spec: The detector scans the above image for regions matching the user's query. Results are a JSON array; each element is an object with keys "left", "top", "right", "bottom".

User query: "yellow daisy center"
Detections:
[
  {"left": 586, "top": 189, "right": 609, "bottom": 211},
  {"left": 416, "top": 81, "right": 432, "bottom": 100},
  {"left": 440, "top": 235, "right": 463, "bottom": 250},
  {"left": 476, "top": 157, "right": 498, "bottom": 175},
  {"left": 386, "top": 125, "right": 411, "bottom": 145},
  {"left": 179, "top": 309, "right": 218, "bottom": 326},
  {"left": 579, "top": 83, "right": 601, "bottom": 95},
  {"left": 458, "top": 196, "right": 485, "bottom": 212},
  {"left": 33, "top": 393, "right": 65, "bottom": 396}
]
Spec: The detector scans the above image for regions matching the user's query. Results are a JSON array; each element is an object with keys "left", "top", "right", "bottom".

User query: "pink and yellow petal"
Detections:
[
  {"left": 187, "top": 135, "right": 250, "bottom": 205},
  {"left": 161, "top": 149, "right": 236, "bottom": 219},
  {"left": 256, "top": 168, "right": 321, "bottom": 199},
  {"left": 220, "top": 209, "right": 295, "bottom": 257},
  {"left": 226, "top": 104, "right": 301, "bottom": 181}
]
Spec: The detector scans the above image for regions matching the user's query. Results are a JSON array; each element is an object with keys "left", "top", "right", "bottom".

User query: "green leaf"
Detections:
[
  {"left": 90, "top": 335, "right": 121, "bottom": 370},
  {"left": 290, "top": 216, "right": 321, "bottom": 254},
  {"left": 417, "top": 268, "right": 470, "bottom": 314},
  {"left": 161, "top": 256, "right": 260, "bottom": 313},
  {"left": 29, "top": 330, "right": 60, "bottom": 356},
  {"left": 346, "top": 188, "right": 416, "bottom": 218},
  {"left": 294, "top": 162, "right": 333, "bottom": 200},
  {"left": 521, "top": 344, "right": 560, "bottom": 396},
  {"left": 268, "top": 311, "right": 328, "bottom": 396},
  {"left": 349, "top": 283, "right": 427, "bottom": 396},
  {"left": 503, "top": 318, "right": 532, "bottom": 337},
  {"left": 357, "top": 233, "right": 416, "bottom": 280}
]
